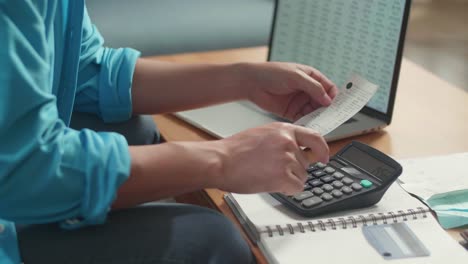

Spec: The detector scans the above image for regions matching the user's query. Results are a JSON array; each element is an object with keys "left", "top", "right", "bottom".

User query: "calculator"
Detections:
[{"left": 271, "top": 141, "right": 403, "bottom": 217}]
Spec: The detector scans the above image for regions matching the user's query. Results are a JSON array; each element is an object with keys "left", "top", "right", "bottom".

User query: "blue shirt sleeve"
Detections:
[
  {"left": 0, "top": 1, "right": 131, "bottom": 227},
  {"left": 74, "top": 7, "right": 141, "bottom": 123}
]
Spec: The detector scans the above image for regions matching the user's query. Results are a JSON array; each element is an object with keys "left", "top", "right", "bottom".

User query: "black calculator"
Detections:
[{"left": 271, "top": 141, "right": 403, "bottom": 217}]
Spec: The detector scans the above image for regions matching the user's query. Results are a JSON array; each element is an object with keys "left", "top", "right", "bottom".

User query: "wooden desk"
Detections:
[{"left": 151, "top": 47, "right": 468, "bottom": 263}]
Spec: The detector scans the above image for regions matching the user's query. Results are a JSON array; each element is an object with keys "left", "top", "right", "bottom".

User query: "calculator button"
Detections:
[
  {"left": 322, "top": 184, "right": 333, "bottom": 192},
  {"left": 342, "top": 186, "right": 353, "bottom": 194},
  {"left": 310, "top": 180, "right": 323, "bottom": 187},
  {"left": 303, "top": 183, "right": 312, "bottom": 191},
  {"left": 331, "top": 190, "right": 343, "bottom": 198},
  {"left": 360, "top": 179, "right": 373, "bottom": 188},
  {"left": 315, "top": 162, "right": 327, "bottom": 169},
  {"left": 293, "top": 191, "right": 314, "bottom": 202},
  {"left": 321, "top": 193, "right": 333, "bottom": 201},
  {"left": 332, "top": 171, "right": 345, "bottom": 180},
  {"left": 302, "top": 196, "right": 323, "bottom": 208},
  {"left": 351, "top": 183, "right": 363, "bottom": 191},
  {"left": 332, "top": 181, "right": 344, "bottom": 189},
  {"left": 324, "top": 167, "right": 336, "bottom": 174},
  {"left": 313, "top": 170, "right": 326, "bottom": 177},
  {"left": 306, "top": 165, "right": 317, "bottom": 173},
  {"left": 306, "top": 175, "right": 315, "bottom": 182},
  {"left": 312, "top": 187, "right": 324, "bottom": 195},
  {"left": 342, "top": 177, "right": 354, "bottom": 185},
  {"left": 321, "top": 176, "right": 334, "bottom": 183}
]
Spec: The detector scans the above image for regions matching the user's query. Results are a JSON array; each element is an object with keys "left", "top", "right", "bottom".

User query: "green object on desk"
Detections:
[
  {"left": 398, "top": 153, "right": 468, "bottom": 229},
  {"left": 426, "top": 190, "right": 468, "bottom": 229}
]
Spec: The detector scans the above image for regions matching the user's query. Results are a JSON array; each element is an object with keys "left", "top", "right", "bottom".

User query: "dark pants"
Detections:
[{"left": 17, "top": 113, "right": 254, "bottom": 264}]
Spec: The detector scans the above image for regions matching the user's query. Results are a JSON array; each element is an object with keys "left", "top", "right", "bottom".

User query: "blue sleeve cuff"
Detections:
[
  {"left": 0, "top": 220, "right": 21, "bottom": 264},
  {"left": 98, "top": 47, "right": 141, "bottom": 123},
  {"left": 0, "top": 124, "right": 131, "bottom": 228},
  {"left": 59, "top": 130, "right": 131, "bottom": 229}
]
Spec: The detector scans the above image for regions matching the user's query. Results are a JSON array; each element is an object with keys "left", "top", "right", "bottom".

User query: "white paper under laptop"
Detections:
[{"left": 176, "top": 0, "right": 410, "bottom": 141}]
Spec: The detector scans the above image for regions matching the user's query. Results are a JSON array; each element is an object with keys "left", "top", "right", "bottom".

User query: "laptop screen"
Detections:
[{"left": 269, "top": 0, "right": 409, "bottom": 116}]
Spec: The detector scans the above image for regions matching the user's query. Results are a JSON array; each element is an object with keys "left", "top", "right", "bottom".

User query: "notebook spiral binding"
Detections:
[{"left": 263, "top": 207, "right": 430, "bottom": 237}]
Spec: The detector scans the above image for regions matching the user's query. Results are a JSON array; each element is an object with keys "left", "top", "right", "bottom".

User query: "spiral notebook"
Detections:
[{"left": 225, "top": 184, "right": 468, "bottom": 263}]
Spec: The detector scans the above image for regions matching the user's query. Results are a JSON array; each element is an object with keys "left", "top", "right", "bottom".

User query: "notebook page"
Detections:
[
  {"left": 230, "top": 183, "right": 425, "bottom": 228},
  {"left": 262, "top": 215, "right": 468, "bottom": 264}
]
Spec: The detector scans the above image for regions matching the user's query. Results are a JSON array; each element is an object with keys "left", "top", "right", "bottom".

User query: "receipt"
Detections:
[{"left": 294, "top": 74, "right": 378, "bottom": 135}]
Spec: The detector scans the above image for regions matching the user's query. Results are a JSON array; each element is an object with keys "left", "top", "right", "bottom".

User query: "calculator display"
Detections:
[{"left": 340, "top": 146, "right": 395, "bottom": 181}]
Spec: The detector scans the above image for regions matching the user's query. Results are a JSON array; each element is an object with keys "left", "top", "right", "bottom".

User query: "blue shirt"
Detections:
[{"left": 0, "top": 1, "right": 140, "bottom": 262}]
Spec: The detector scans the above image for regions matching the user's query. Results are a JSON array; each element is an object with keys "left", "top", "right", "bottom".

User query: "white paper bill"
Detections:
[{"left": 294, "top": 74, "right": 378, "bottom": 136}]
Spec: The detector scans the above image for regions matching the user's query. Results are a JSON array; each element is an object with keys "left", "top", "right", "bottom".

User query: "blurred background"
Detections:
[
  {"left": 405, "top": 0, "right": 468, "bottom": 91},
  {"left": 87, "top": 0, "right": 468, "bottom": 91}
]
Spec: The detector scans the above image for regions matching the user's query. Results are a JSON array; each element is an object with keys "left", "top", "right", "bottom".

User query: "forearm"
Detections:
[
  {"left": 112, "top": 141, "right": 225, "bottom": 209},
  {"left": 112, "top": 121, "right": 331, "bottom": 209},
  {"left": 131, "top": 58, "right": 251, "bottom": 114}
]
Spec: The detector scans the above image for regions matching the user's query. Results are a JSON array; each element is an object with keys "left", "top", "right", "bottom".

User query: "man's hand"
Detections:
[
  {"left": 114, "top": 122, "right": 328, "bottom": 208},
  {"left": 213, "top": 123, "right": 329, "bottom": 195},
  {"left": 132, "top": 59, "right": 337, "bottom": 118},
  {"left": 244, "top": 62, "right": 339, "bottom": 121}
]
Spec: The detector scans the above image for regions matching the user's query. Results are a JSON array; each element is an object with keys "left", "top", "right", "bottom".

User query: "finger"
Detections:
[
  {"left": 283, "top": 171, "right": 305, "bottom": 195},
  {"left": 288, "top": 161, "right": 308, "bottom": 183},
  {"left": 294, "top": 101, "right": 322, "bottom": 121},
  {"left": 301, "top": 102, "right": 320, "bottom": 115},
  {"left": 294, "top": 149, "right": 311, "bottom": 170},
  {"left": 327, "top": 84, "right": 339, "bottom": 100},
  {"left": 323, "top": 83, "right": 339, "bottom": 101},
  {"left": 286, "top": 92, "right": 311, "bottom": 120},
  {"left": 293, "top": 126, "right": 329, "bottom": 163},
  {"left": 307, "top": 68, "right": 339, "bottom": 100},
  {"left": 284, "top": 152, "right": 308, "bottom": 182},
  {"left": 295, "top": 70, "right": 332, "bottom": 106}
]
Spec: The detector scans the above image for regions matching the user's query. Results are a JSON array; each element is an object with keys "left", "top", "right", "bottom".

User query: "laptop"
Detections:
[{"left": 176, "top": 0, "right": 412, "bottom": 141}]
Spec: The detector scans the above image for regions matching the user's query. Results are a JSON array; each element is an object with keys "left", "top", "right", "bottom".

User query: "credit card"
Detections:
[{"left": 362, "top": 222, "right": 430, "bottom": 260}]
